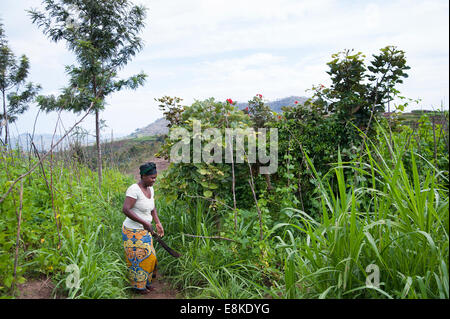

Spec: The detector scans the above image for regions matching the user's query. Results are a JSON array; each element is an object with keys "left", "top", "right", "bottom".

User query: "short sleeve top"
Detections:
[{"left": 122, "top": 183, "right": 155, "bottom": 230}]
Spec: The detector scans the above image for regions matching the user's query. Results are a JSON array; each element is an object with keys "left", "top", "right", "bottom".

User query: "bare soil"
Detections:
[
  {"left": 16, "top": 276, "right": 59, "bottom": 299},
  {"left": 131, "top": 157, "right": 170, "bottom": 181},
  {"left": 151, "top": 157, "right": 170, "bottom": 172},
  {"left": 132, "top": 275, "right": 180, "bottom": 299},
  {"left": 17, "top": 274, "right": 179, "bottom": 299}
]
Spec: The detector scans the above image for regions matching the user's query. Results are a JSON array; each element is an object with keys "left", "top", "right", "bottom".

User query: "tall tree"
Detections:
[
  {"left": 312, "top": 46, "right": 410, "bottom": 136},
  {"left": 0, "top": 21, "right": 41, "bottom": 146},
  {"left": 29, "top": 0, "right": 147, "bottom": 189}
]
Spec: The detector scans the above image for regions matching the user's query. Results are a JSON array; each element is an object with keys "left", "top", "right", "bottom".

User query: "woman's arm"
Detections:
[
  {"left": 151, "top": 207, "right": 164, "bottom": 237},
  {"left": 122, "top": 196, "right": 153, "bottom": 232}
]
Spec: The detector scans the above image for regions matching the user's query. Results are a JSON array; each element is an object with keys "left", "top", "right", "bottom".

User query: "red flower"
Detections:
[
  {"left": 245, "top": 107, "right": 249, "bottom": 111},
  {"left": 256, "top": 94, "right": 262, "bottom": 98},
  {"left": 278, "top": 115, "right": 282, "bottom": 119},
  {"left": 294, "top": 101, "right": 298, "bottom": 104},
  {"left": 226, "top": 98, "right": 234, "bottom": 104}
]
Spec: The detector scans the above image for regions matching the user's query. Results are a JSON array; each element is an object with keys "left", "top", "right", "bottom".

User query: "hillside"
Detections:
[
  {"left": 9, "top": 133, "right": 97, "bottom": 152},
  {"left": 78, "top": 134, "right": 165, "bottom": 175},
  {"left": 128, "top": 117, "right": 170, "bottom": 138},
  {"left": 236, "top": 95, "right": 310, "bottom": 113}
]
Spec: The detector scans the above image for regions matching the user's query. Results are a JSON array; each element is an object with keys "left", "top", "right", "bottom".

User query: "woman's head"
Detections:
[{"left": 139, "top": 162, "right": 157, "bottom": 186}]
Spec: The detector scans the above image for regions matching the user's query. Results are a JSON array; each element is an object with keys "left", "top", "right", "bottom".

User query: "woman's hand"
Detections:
[
  {"left": 156, "top": 223, "right": 164, "bottom": 237},
  {"left": 143, "top": 222, "right": 154, "bottom": 235}
]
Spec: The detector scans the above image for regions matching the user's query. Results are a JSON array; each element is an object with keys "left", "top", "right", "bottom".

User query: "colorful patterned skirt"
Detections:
[{"left": 122, "top": 225, "right": 158, "bottom": 290}]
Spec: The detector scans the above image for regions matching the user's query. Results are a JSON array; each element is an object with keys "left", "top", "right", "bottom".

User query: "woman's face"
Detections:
[{"left": 142, "top": 173, "right": 157, "bottom": 187}]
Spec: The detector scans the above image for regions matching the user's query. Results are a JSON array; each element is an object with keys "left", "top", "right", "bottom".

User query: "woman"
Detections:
[{"left": 122, "top": 162, "right": 164, "bottom": 294}]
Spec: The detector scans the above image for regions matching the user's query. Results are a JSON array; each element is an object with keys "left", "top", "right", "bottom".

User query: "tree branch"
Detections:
[
  {"left": 182, "top": 233, "right": 237, "bottom": 242},
  {"left": 0, "top": 101, "right": 95, "bottom": 204}
]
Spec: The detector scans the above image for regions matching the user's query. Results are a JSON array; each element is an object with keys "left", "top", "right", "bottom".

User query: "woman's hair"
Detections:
[{"left": 139, "top": 162, "right": 157, "bottom": 176}]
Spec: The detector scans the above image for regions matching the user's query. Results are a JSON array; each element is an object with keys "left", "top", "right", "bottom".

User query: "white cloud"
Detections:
[
  {"left": 2, "top": 0, "right": 448, "bottom": 136},
  {"left": 142, "top": 0, "right": 448, "bottom": 60}
]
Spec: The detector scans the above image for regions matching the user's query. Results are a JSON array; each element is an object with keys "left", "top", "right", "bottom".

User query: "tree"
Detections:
[
  {"left": 246, "top": 94, "right": 274, "bottom": 129},
  {"left": 29, "top": 0, "right": 147, "bottom": 189},
  {"left": 156, "top": 96, "right": 185, "bottom": 130},
  {"left": 312, "top": 46, "right": 410, "bottom": 136},
  {"left": 270, "top": 46, "right": 411, "bottom": 214},
  {"left": 245, "top": 94, "right": 275, "bottom": 191},
  {"left": 0, "top": 21, "right": 41, "bottom": 146}
]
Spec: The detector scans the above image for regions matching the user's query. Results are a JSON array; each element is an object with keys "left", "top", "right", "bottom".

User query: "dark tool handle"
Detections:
[{"left": 150, "top": 228, "right": 181, "bottom": 258}]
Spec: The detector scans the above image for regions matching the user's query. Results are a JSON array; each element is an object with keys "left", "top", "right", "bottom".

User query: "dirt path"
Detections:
[
  {"left": 132, "top": 275, "right": 179, "bottom": 299},
  {"left": 17, "top": 276, "right": 59, "bottom": 299},
  {"left": 131, "top": 157, "right": 170, "bottom": 181},
  {"left": 151, "top": 157, "right": 170, "bottom": 172},
  {"left": 17, "top": 274, "right": 179, "bottom": 299}
]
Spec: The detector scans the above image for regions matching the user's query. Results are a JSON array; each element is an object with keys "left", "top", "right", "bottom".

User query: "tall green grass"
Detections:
[
  {"left": 3, "top": 119, "right": 446, "bottom": 299},
  {"left": 154, "top": 124, "right": 448, "bottom": 299},
  {"left": 271, "top": 130, "right": 449, "bottom": 298},
  {"left": 49, "top": 168, "right": 135, "bottom": 298},
  {"left": 53, "top": 223, "right": 128, "bottom": 298},
  {"left": 154, "top": 197, "right": 271, "bottom": 298},
  {"left": 0, "top": 150, "right": 135, "bottom": 298}
]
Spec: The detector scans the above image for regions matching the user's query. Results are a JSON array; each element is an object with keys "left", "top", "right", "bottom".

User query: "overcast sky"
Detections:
[{"left": 1, "top": 0, "right": 449, "bottom": 137}]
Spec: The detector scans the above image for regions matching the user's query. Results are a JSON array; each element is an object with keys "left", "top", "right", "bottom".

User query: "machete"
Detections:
[{"left": 149, "top": 226, "right": 181, "bottom": 258}]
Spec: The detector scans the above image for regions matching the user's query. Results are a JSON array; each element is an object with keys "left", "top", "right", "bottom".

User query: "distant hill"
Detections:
[
  {"left": 8, "top": 133, "right": 97, "bottom": 151},
  {"left": 9, "top": 133, "right": 65, "bottom": 151},
  {"left": 127, "top": 96, "right": 311, "bottom": 138},
  {"left": 236, "top": 96, "right": 310, "bottom": 113},
  {"left": 128, "top": 117, "right": 170, "bottom": 138}
]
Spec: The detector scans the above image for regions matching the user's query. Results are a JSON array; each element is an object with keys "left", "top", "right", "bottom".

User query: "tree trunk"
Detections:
[
  {"left": 2, "top": 89, "right": 8, "bottom": 146},
  {"left": 264, "top": 174, "right": 272, "bottom": 191},
  {"left": 95, "top": 109, "right": 102, "bottom": 190},
  {"left": 92, "top": 70, "right": 103, "bottom": 192},
  {"left": 13, "top": 180, "right": 24, "bottom": 292}
]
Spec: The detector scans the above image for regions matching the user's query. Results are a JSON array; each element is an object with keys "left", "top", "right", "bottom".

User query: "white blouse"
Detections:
[{"left": 122, "top": 183, "right": 155, "bottom": 230}]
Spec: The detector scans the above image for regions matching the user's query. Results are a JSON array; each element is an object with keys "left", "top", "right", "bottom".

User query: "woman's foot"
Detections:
[
  {"left": 134, "top": 287, "right": 153, "bottom": 295},
  {"left": 135, "top": 288, "right": 150, "bottom": 295}
]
